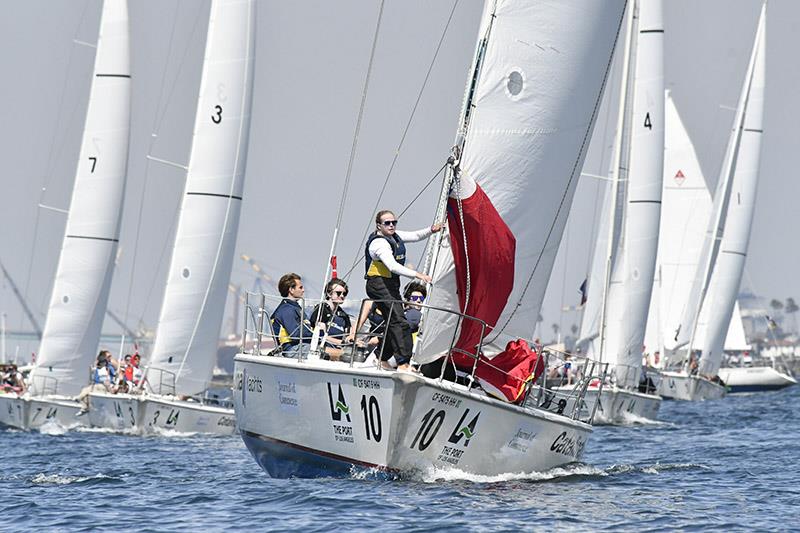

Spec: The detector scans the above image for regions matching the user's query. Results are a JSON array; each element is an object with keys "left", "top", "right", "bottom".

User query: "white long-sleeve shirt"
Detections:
[{"left": 368, "top": 227, "right": 432, "bottom": 278}]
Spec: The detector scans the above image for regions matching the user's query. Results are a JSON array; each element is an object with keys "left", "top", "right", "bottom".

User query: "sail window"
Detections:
[
  {"left": 507, "top": 70, "right": 524, "bottom": 98},
  {"left": 62, "top": 295, "right": 70, "bottom": 304},
  {"left": 182, "top": 267, "right": 191, "bottom": 279}
]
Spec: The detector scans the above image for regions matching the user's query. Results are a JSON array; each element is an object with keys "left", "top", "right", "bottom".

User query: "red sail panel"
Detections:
[
  {"left": 447, "top": 183, "right": 516, "bottom": 362},
  {"left": 447, "top": 185, "right": 545, "bottom": 403},
  {"left": 475, "top": 339, "right": 545, "bottom": 403}
]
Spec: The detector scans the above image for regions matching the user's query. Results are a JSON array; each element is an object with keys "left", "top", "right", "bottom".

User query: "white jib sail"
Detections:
[
  {"left": 147, "top": 0, "right": 255, "bottom": 396},
  {"left": 696, "top": 6, "right": 765, "bottom": 375},
  {"left": 417, "top": 0, "right": 627, "bottom": 362},
  {"left": 642, "top": 92, "right": 712, "bottom": 360},
  {"left": 29, "top": 0, "right": 131, "bottom": 397},
  {"left": 602, "top": 0, "right": 665, "bottom": 388}
]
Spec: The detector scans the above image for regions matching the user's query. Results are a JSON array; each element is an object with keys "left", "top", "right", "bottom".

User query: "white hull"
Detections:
[
  {"left": 0, "top": 394, "right": 26, "bottom": 429},
  {"left": 717, "top": 366, "right": 797, "bottom": 393},
  {"left": 587, "top": 386, "right": 661, "bottom": 425},
  {"left": 0, "top": 395, "right": 83, "bottom": 430},
  {"left": 88, "top": 391, "right": 235, "bottom": 435},
  {"left": 140, "top": 396, "right": 236, "bottom": 435},
  {"left": 234, "top": 354, "right": 593, "bottom": 479},
  {"left": 27, "top": 397, "right": 83, "bottom": 430},
  {"left": 88, "top": 392, "right": 142, "bottom": 432},
  {"left": 656, "top": 371, "right": 726, "bottom": 401},
  {"left": 553, "top": 384, "right": 661, "bottom": 425}
]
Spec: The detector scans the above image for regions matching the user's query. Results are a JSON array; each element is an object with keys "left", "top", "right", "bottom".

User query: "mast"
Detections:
[
  {"left": 598, "top": 0, "right": 637, "bottom": 365},
  {"left": 681, "top": 3, "right": 765, "bottom": 370},
  {"left": 416, "top": 0, "right": 499, "bottom": 348}
]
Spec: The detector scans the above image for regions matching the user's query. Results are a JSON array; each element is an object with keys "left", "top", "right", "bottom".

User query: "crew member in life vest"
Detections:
[{"left": 360, "top": 209, "right": 441, "bottom": 371}]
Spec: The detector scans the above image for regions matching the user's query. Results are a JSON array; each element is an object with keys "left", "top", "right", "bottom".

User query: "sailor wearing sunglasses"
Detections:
[{"left": 360, "top": 209, "right": 441, "bottom": 371}]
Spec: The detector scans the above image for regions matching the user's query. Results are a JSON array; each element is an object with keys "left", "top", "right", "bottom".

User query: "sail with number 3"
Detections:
[{"left": 146, "top": 0, "right": 255, "bottom": 397}]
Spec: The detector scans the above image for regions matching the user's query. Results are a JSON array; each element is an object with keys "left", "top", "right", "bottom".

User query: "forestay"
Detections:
[
  {"left": 417, "top": 0, "right": 627, "bottom": 362},
  {"left": 643, "top": 93, "right": 712, "bottom": 360},
  {"left": 696, "top": 6, "right": 765, "bottom": 375},
  {"left": 147, "top": 0, "right": 255, "bottom": 396},
  {"left": 30, "top": 0, "right": 131, "bottom": 397}
]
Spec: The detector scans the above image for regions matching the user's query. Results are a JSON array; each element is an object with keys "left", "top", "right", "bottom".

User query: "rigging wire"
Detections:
[
  {"left": 341, "top": 0, "right": 461, "bottom": 283},
  {"left": 318, "top": 0, "right": 387, "bottom": 296},
  {"left": 122, "top": 1, "right": 205, "bottom": 335},
  {"left": 339, "top": 161, "right": 448, "bottom": 281},
  {"left": 19, "top": 0, "right": 93, "bottom": 330}
]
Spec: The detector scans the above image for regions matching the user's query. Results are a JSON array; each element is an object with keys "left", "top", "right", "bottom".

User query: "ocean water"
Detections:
[{"left": 1, "top": 386, "right": 797, "bottom": 532}]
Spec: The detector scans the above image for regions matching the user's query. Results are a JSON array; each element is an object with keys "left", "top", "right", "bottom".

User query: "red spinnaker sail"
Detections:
[{"left": 447, "top": 184, "right": 543, "bottom": 402}]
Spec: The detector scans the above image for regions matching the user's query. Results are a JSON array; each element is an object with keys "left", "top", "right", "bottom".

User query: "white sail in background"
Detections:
[
  {"left": 418, "top": 1, "right": 626, "bottom": 362},
  {"left": 602, "top": 0, "right": 665, "bottom": 387},
  {"left": 676, "top": 5, "right": 765, "bottom": 355},
  {"left": 695, "top": 300, "right": 751, "bottom": 352},
  {"left": 643, "top": 93, "right": 712, "bottom": 360},
  {"left": 29, "top": 0, "right": 131, "bottom": 397},
  {"left": 697, "top": 6, "right": 765, "bottom": 375},
  {"left": 147, "top": 0, "right": 255, "bottom": 396}
]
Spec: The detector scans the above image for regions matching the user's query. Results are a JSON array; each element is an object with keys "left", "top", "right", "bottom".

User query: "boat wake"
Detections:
[
  {"left": 75, "top": 426, "right": 140, "bottom": 436},
  {"left": 29, "top": 473, "right": 124, "bottom": 486},
  {"left": 37, "top": 420, "right": 81, "bottom": 436},
  {"left": 149, "top": 427, "right": 200, "bottom": 438},
  {"left": 616, "top": 412, "right": 674, "bottom": 427},
  {"left": 413, "top": 461, "right": 712, "bottom": 484}
]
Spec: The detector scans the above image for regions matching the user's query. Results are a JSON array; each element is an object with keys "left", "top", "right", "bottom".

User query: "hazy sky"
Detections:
[{"left": 0, "top": 0, "right": 795, "bottom": 357}]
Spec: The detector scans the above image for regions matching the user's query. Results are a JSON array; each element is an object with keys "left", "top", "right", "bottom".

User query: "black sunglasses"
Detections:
[
  {"left": 381, "top": 220, "right": 398, "bottom": 227},
  {"left": 332, "top": 290, "right": 348, "bottom": 297}
]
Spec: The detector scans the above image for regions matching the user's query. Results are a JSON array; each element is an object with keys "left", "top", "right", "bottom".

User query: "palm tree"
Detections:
[{"left": 785, "top": 297, "right": 799, "bottom": 333}]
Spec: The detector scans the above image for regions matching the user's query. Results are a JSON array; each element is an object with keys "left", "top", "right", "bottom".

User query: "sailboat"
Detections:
[
  {"left": 570, "top": 0, "right": 664, "bottom": 424},
  {"left": 0, "top": 0, "right": 131, "bottom": 430},
  {"left": 655, "top": 3, "right": 766, "bottom": 401},
  {"left": 87, "top": 0, "right": 254, "bottom": 435},
  {"left": 234, "top": 0, "right": 626, "bottom": 478}
]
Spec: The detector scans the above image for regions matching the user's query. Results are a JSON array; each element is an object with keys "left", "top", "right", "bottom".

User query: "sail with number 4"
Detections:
[
  {"left": 596, "top": 0, "right": 665, "bottom": 388},
  {"left": 416, "top": 0, "right": 627, "bottom": 399},
  {"left": 29, "top": 0, "right": 131, "bottom": 397},
  {"left": 147, "top": 0, "right": 255, "bottom": 397}
]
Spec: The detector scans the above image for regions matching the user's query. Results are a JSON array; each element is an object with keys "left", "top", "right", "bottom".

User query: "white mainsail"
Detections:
[
  {"left": 696, "top": 6, "right": 765, "bottom": 375},
  {"left": 29, "top": 0, "right": 130, "bottom": 397},
  {"left": 601, "top": 0, "right": 665, "bottom": 388},
  {"left": 417, "top": 0, "right": 627, "bottom": 362},
  {"left": 643, "top": 92, "right": 712, "bottom": 361},
  {"left": 147, "top": 0, "right": 255, "bottom": 396}
]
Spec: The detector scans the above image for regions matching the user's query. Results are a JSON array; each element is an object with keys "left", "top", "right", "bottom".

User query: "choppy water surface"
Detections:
[{"left": 2, "top": 386, "right": 798, "bottom": 531}]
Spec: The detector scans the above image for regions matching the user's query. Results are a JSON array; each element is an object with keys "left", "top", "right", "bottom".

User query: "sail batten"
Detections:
[
  {"left": 147, "top": 0, "right": 255, "bottom": 396},
  {"left": 30, "top": 0, "right": 131, "bottom": 397}
]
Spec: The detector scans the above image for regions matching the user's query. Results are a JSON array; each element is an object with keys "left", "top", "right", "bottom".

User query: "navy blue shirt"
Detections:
[{"left": 271, "top": 299, "right": 314, "bottom": 347}]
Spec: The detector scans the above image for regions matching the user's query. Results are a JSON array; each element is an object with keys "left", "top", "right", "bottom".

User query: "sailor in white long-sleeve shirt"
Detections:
[{"left": 361, "top": 210, "right": 441, "bottom": 371}]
